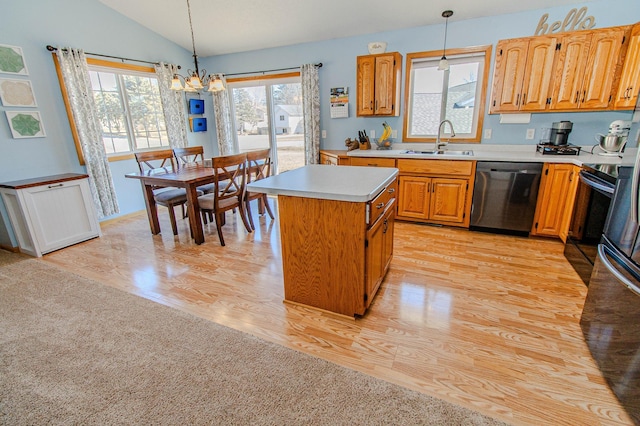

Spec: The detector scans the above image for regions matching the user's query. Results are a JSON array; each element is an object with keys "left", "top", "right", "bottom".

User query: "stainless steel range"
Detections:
[{"left": 564, "top": 164, "right": 617, "bottom": 285}]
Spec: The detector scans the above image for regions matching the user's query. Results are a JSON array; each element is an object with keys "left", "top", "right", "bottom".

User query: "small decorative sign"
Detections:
[{"left": 534, "top": 7, "right": 596, "bottom": 36}]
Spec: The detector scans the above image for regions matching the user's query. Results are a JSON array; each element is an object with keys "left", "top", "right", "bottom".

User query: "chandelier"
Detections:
[{"left": 170, "top": 0, "right": 225, "bottom": 92}]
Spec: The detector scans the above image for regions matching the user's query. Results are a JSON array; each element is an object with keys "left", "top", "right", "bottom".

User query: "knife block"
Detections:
[{"left": 359, "top": 137, "right": 371, "bottom": 150}]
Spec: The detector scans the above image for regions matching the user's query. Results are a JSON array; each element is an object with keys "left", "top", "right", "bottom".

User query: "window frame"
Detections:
[
  {"left": 402, "top": 45, "right": 492, "bottom": 143},
  {"left": 226, "top": 72, "right": 302, "bottom": 173},
  {"left": 53, "top": 56, "right": 162, "bottom": 164}
]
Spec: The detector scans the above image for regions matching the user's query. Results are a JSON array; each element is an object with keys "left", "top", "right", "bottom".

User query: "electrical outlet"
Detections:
[
  {"left": 484, "top": 129, "right": 492, "bottom": 139},
  {"left": 370, "top": 130, "right": 376, "bottom": 139},
  {"left": 392, "top": 130, "right": 397, "bottom": 139},
  {"left": 321, "top": 130, "right": 326, "bottom": 139},
  {"left": 526, "top": 128, "right": 535, "bottom": 140}
]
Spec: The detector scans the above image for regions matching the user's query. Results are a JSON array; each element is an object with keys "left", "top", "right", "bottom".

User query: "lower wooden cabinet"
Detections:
[
  {"left": 396, "top": 159, "right": 475, "bottom": 227},
  {"left": 530, "top": 163, "right": 580, "bottom": 242},
  {"left": 365, "top": 199, "right": 395, "bottom": 310},
  {"left": 319, "top": 150, "right": 350, "bottom": 165}
]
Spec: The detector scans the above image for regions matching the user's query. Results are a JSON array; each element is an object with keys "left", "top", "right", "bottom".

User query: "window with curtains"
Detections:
[
  {"left": 403, "top": 45, "right": 492, "bottom": 143},
  {"left": 88, "top": 63, "right": 168, "bottom": 155}
]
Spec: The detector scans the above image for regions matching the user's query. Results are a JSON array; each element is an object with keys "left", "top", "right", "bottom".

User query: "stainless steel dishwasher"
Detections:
[{"left": 470, "top": 162, "right": 543, "bottom": 236}]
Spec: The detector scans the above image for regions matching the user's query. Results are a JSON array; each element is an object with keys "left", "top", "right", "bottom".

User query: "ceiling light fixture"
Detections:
[
  {"left": 437, "top": 10, "right": 454, "bottom": 71},
  {"left": 171, "top": 0, "right": 224, "bottom": 92}
]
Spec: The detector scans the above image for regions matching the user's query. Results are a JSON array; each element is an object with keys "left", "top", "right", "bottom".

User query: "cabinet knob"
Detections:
[
  {"left": 388, "top": 188, "right": 395, "bottom": 194},
  {"left": 376, "top": 202, "right": 385, "bottom": 209}
]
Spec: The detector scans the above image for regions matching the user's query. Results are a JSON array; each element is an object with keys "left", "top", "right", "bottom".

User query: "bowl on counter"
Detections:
[{"left": 373, "top": 138, "right": 393, "bottom": 150}]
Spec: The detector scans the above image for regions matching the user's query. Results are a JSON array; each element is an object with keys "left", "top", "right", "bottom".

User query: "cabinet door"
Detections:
[
  {"left": 550, "top": 33, "right": 591, "bottom": 110},
  {"left": 490, "top": 39, "right": 529, "bottom": 113},
  {"left": 22, "top": 179, "right": 101, "bottom": 254},
  {"left": 356, "top": 56, "right": 375, "bottom": 116},
  {"left": 580, "top": 28, "right": 626, "bottom": 109},
  {"left": 531, "top": 164, "right": 579, "bottom": 241},
  {"left": 374, "top": 54, "right": 397, "bottom": 115},
  {"left": 365, "top": 201, "right": 395, "bottom": 310},
  {"left": 319, "top": 153, "right": 337, "bottom": 165},
  {"left": 520, "top": 37, "right": 557, "bottom": 111},
  {"left": 614, "top": 24, "right": 640, "bottom": 109},
  {"left": 428, "top": 177, "right": 468, "bottom": 224},
  {"left": 397, "top": 176, "right": 430, "bottom": 220}
]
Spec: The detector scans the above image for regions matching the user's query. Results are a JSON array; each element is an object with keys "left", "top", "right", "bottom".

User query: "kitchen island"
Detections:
[{"left": 247, "top": 164, "right": 398, "bottom": 317}]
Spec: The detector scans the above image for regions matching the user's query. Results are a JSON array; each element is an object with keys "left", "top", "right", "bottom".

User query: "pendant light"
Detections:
[
  {"left": 170, "top": 0, "right": 225, "bottom": 92},
  {"left": 437, "top": 10, "right": 454, "bottom": 71}
]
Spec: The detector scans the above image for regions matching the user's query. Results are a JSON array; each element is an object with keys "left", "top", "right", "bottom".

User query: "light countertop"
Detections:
[
  {"left": 346, "top": 144, "right": 631, "bottom": 166},
  {"left": 247, "top": 164, "right": 398, "bottom": 202}
]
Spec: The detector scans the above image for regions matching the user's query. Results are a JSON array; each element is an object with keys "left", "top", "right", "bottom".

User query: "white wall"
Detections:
[{"left": 205, "top": 0, "right": 639, "bottom": 148}]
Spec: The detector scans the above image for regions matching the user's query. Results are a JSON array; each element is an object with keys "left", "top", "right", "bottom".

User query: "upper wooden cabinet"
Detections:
[
  {"left": 490, "top": 36, "right": 557, "bottom": 113},
  {"left": 356, "top": 52, "right": 402, "bottom": 116},
  {"left": 551, "top": 27, "right": 627, "bottom": 110},
  {"left": 614, "top": 22, "right": 640, "bottom": 109},
  {"left": 490, "top": 24, "right": 633, "bottom": 113}
]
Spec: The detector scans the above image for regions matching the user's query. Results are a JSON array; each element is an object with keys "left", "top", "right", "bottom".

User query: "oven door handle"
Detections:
[
  {"left": 598, "top": 244, "right": 640, "bottom": 297},
  {"left": 579, "top": 171, "right": 614, "bottom": 195}
]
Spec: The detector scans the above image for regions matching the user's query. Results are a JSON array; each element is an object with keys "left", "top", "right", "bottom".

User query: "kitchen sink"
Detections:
[{"left": 403, "top": 150, "right": 474, "bottom": 156}]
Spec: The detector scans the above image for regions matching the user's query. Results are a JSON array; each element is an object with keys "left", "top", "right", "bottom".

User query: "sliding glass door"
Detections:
[{"left": 228, "top": 76, "right": 304, "bottom": 174}]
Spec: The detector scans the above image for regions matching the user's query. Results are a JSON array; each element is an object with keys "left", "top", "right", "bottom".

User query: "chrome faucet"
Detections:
[{"left": 436, "top": 119, "right": 456, "bottom": 150}]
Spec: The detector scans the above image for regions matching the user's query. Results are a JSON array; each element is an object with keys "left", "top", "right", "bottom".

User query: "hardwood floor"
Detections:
[{"left": 41, "top": 206, "right": 633, "bottom": 425}]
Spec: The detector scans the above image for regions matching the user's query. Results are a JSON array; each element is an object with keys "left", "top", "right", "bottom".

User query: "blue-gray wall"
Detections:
[{"left": 0, "top": 0, "right": 639, "bottom": 247}]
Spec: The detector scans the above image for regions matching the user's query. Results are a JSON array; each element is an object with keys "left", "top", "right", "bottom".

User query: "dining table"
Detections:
[{"left": 125, "top": 163, "right": 217, "bottom": 244}]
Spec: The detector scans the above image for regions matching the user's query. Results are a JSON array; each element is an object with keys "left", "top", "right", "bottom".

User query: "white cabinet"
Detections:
[{"left": 0, "top": 174, "right": 101, "bottom": 257}]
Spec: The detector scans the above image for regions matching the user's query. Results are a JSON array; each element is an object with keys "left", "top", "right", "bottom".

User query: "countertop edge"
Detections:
[{"left": 247, "top": 166, "right": 399, "bottom": 202}]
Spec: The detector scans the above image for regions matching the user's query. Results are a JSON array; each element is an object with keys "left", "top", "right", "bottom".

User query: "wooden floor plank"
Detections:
[{"left": 40, "top": 207, "right": 633, "bottom": 425}]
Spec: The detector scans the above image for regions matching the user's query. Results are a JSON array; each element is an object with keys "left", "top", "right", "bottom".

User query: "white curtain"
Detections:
[
  {"left": 154, "top": 62, "right": 188, "bottom": 149},
  {"left": 301, "top": 64, "right": 320, "bottom": 165},
  {"left": 212, "top": 75, "right": 235, "bottom": 155},
  {"left": 56, "top": 48, "right": 119, "bottom": 219}
]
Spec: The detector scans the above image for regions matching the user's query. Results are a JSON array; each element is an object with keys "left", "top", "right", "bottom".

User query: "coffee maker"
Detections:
[{"left": 549, "top": 121, "right": 573, "bottom": 145}]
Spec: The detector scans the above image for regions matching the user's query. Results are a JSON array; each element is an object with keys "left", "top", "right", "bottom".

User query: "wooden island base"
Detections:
[{"left": 247, "top": 165, "right": 398, "bottom": 317}]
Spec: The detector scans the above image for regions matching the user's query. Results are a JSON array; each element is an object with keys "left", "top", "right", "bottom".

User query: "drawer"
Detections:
[
  {"left": 397, "top": 159, "right": 473, "bottom": 176},
  {"left": 350, "top": 157, "right": 396, "bottom": 168},
  {"left": 367, "top": 178, "right": 397, "bottom": 226}
]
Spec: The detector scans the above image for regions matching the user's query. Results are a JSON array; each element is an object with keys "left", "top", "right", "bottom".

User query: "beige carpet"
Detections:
[{"left": 0, "top": 250, "right": 508, "bottom": 425}]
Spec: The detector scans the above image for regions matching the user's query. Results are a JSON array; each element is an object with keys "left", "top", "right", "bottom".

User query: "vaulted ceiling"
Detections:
[{"left": 99, "top": 0, "right": 595, "bottom": 57}]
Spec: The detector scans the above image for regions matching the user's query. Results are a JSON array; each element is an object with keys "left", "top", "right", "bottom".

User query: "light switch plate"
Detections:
[
  {"left": 526, "top": 128, "right": 535, "bottom": 140},
  {"left": 370, "top": 130, "right": 376, "bottom": 139},
  {"left": 321, "top": 130, "right": 326, "bottom": 139},
  {"left": 484, "top": 129, "right": 492, "bottom": 139},
  {"left": 392, "top": 130, "right": 397, "bottom": 139}
]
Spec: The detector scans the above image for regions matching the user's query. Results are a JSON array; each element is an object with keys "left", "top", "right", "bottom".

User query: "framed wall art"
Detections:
[
  {"left": 0, "top": 44, "right": 29, "bottom": 75},
  {"left": 0, "top": 79, "right": 37, "bottom": 106},
  {"left": 6, "top": 111, "right": 46, "bottom": 138},
  {"left": 188, "top": 98, "right": 204, "bottom": 114}
]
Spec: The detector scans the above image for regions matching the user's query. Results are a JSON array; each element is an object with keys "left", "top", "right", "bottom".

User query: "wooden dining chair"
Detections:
[
  {"left": 197, "top": 153, "right": 253, "bottom": 246},
  {"left": 135, "top": 149, "right": 201, "bottom": 236},
  {"left": 173, "top": 146, "right": 215, "bottom": 194},
  {"left": 245, "top": 148, "right": 275, "bottom": 230}
]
